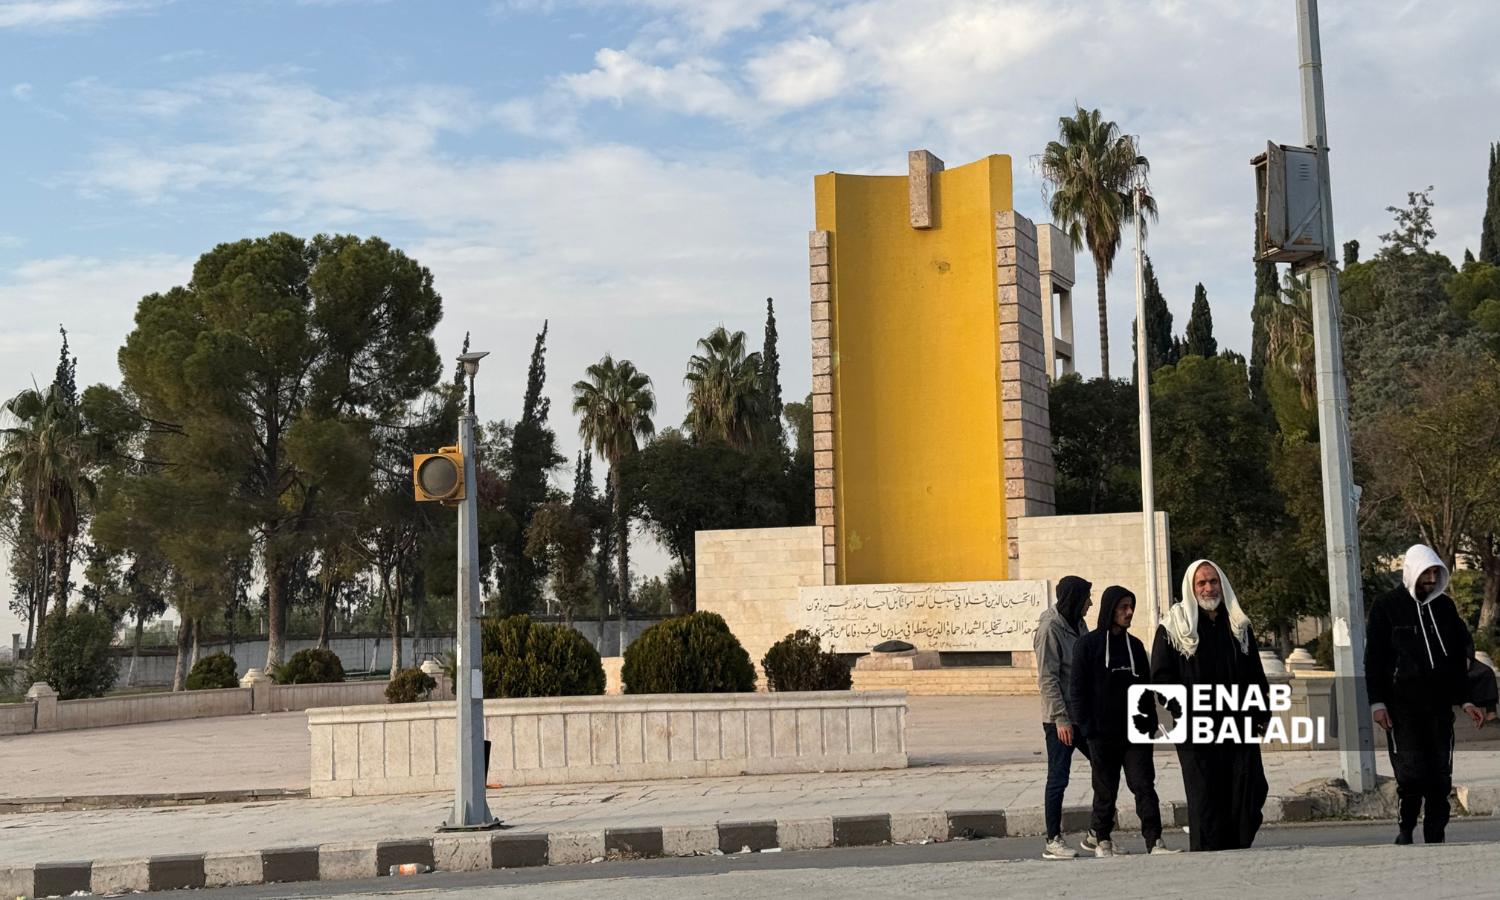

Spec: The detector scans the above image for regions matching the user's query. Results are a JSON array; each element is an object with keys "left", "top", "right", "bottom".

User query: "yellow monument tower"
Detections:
[{"left": 809, "top": 151, "right": 1059, "bottom": 587}]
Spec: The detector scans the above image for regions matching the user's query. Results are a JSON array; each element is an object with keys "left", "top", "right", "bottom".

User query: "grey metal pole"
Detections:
[
  {"left": 1295, "top": 0, "right": 1377, "bottom": 792},
  {"left": 446, "top": 409, "right": 497, "bottom": 829},
  {"left": 1132, "top": 185, "right": 1161, "bottom": 634}
]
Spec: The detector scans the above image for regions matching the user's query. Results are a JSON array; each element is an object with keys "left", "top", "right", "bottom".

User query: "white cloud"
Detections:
[
  {"left": 0, "top": 0, "right": 161, "bottom": 28},
  {"left": 0, "top": 253, "right": 192, "bottom": 395},
  {"left": 562, "top": 48, "right": 749, "bottom": 120},
  {"left": 745, "top": 35, "right": 847, "bottom": 107},
  {"left": 11, "top": 82, "right": 33, "bottom": 99}
]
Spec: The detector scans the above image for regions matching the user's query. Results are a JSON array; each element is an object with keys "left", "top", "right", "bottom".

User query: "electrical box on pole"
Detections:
[{"left": 1252, "top": 141, "right": 1326, "bottom": 267}]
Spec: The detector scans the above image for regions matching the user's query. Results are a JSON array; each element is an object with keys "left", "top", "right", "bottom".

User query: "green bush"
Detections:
[
  {"left": 1315, "top": 628, "right": 1334, "bottom": 670},
  {"left": 271, "top": 647, "right": 345, "bottom": 685},
  {"left": 761, "top": 630, "right": 851, "bottom": 692},
  {"left": 480, "top": 615, "right": 605, "bottom": 698},
  {"left": 185, "top": 652, "right": 239, "bottom": 690},
  {"left": 28, "top": 611, "right": 119, "bottom": 700},
  {"left": 622, "top": 611, "right": 756, "bottom": 694},
  {"left": 1474, "top": 627, "right": 1498, "bottom": 659},
  {"left": 385, "top": 666, "right": 437, "bottom": 703}
]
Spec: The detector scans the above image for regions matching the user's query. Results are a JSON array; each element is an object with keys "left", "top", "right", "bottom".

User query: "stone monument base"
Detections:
[
  {"left": 851, "top": 666, "right": 1038, "bottom": 696},
  {"left": 853, "top": 649, "right": 943, "bottom": 671}
]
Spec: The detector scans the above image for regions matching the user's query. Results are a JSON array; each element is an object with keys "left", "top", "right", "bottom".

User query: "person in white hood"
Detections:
[{"left": 1365, "top": 544, "right": 1485, "bottom": 845}]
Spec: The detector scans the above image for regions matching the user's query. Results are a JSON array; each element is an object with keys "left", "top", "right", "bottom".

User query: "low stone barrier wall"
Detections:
[
  {"left": 308, "top": 690, "right": 908, "bottom": 797},
  {"left": 264, "top": 682, "right": 389, "bottom": 712},
  {"left": 55, "top": 687, "right": 252, "bottom": 731},
  {"left": 0, "top": 702, "right": 35, "bottom": 736},
  {"left": 0, "top": 666, "right": 454, "bottom": 736}
]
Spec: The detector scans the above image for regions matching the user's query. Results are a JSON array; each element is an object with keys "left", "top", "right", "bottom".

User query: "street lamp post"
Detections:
[
  {"left": 1132, "top": 181, "right": 1161, "bottom": 635},
  {"left": 1294, "top": 0, "right": 1377, "bottom": 792},
  {"left": 444, "top": 349, "right": 500, "bottom": 831}
]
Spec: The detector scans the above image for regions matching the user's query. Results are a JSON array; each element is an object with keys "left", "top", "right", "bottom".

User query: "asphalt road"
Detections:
[{"left": 165, "top": 817, "right": 1500, "bottom": 900}]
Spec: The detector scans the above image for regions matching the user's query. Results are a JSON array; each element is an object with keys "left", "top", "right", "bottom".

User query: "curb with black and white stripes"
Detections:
[{"left": 0, "top": 796, "right": 1319, "bottom": 898}]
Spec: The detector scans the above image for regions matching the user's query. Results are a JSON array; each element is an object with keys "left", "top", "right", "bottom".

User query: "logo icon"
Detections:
[{"left": 1127, "top": 684, "right": 1187, "bottom": 744}]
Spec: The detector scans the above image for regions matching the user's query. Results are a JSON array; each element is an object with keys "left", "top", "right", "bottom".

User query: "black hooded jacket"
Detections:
[{"left": 1069, "top": 586, "right": 1150, "bottom": 741}]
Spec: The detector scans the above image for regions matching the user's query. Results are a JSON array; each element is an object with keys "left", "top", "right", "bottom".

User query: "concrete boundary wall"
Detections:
[
  {"left": 307, "top": 690, "right": 908, "bottom": 797},
  {"left": 0, "top": 678, "right": 450, "bottom": 737}
]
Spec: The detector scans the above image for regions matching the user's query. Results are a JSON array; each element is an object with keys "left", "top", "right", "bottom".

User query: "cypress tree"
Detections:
[
  {"left": 1184, "top": 283, "right": 1217, "bottom": 357},
  {"left": 53, "top": 325, "right": 78, "bottom": 406},
  {"left": 1481, "top": 142, "right": 1500, "bottom": 266},
  {"left": 1131, "top": 255, "right": 1174, "bottom": 377},
  {"left": 499, "top": 322, "right": 563, "bottom": 615},
  {"left": 1249, "top": 225, "right": 1279, "bottom": 408},
  {"left": 1342, "top": 239, "right": 1360, "bottom": 268},
  {"left": 1465, "top": 248, "right": 1477, "bottom": 266},
  {"left": 760, "top": 298, "right": 784, "bottom": 446}
]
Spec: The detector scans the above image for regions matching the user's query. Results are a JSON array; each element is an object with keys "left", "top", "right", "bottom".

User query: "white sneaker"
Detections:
[
  {"left": 1080, "top": 830, "right": 1099, "bottom": 852},
  {"left": 1042, "top": 837, "right": 1078, "bottom": 860},
  {"left": 1149, "top": 839, "right": 1180, "bottom": 855},
  {"left": 1095, "top": 839, "right": 1115, "bottom": 857}
]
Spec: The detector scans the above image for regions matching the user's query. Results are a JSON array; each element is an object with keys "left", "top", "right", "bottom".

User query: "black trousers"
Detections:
[
  {"left": 1387, "top": 704, "right": 1455, "bottom": 842},
  {"left": 1086, "top": 737, "right": 1162, "bottom": 845}
]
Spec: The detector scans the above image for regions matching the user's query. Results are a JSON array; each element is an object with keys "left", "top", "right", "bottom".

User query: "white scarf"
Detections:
[{"left": 1161, "top": 559, "right": 1252, "bottom": 658}]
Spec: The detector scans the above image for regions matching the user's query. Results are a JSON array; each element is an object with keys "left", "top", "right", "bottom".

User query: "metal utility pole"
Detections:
[
  {"left": 445, "top": 351, "right": 499, "bottom": 830},
  {"left": 1295, "top": 0, "right": 1377, "bottom": 792},
  {"left": 1132, "top": 183, "right": 1161, "bottom": 635}
]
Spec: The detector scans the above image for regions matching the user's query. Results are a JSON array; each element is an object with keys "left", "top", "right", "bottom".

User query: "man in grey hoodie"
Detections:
[{"left": 1035, "top": 574, "right": 1094, "bottom": 859}]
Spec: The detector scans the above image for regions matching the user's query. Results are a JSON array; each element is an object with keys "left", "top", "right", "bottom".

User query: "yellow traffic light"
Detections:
[{"left": 413, "top": 446, "right": 465, "bottom": 502}]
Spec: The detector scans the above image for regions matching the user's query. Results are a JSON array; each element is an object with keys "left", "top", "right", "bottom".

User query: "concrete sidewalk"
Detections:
[{"left": 4, "top": 695, "right": 1500, "bottom": 895}]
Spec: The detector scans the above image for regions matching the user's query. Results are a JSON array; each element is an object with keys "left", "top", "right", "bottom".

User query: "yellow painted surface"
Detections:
[{"left": 815, "top": 155, "right": 1013, "bottom": 585}]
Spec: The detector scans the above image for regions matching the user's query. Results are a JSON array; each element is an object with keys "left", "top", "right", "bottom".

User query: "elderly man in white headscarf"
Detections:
[{"left": 1150, "top": 560, "right": 1271, "bottom": 852}]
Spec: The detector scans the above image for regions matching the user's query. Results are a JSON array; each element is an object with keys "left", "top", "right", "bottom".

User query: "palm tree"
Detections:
[
  {"left": 0, "top": 386, "right": 98, "bottom": 643},
  {"left": 684, "top": 326, "right": 766, "bottom": 449},
  {"left": 572, "top": 356, "right": 655, "bottom": 648},
  {"left": 1040, "top": 105, "right": 1157, "bottom": 380}
]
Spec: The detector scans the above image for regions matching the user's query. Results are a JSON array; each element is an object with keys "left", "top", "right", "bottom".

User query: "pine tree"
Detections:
[
  {"left": 1184, "top": 283, "right": 1217, "bottom": 357},
  {"left": 498, "top": 322, "right": 564, "bottom": 615},
  {"left": 1481, "top": 142, "right": 1500, "bottom": 266},
  {"left": 760, "top": 298, "right": 784, "bottom": 446},
  {"left": 53, "top": 325, "right": 77, "bottom": 406},
  {"left": 1131, "top": 255, "right": 1174, "bottom": 377}
]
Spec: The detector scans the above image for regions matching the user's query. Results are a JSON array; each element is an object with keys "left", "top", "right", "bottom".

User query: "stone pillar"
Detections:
[
  {"left": 996, "top": 211, "right": 1056, "bottom": 566},
  {"left": 907, "top": 149, "right": 944, "bottom": 229},
  {"left": 810, "top": 229, "right": 837, "bottom": 586},
  {"left": 26, "top": 681, "right": 58, "bottom": 732},
  {"left": 240, "top": 667, "right": 272, "bottom": 712},
  {"left": 1035, "top": 224, "right": 1076, "bottom": 379},
  {"left": 420, "top": 658, "right": 450, "bottom": 700}
]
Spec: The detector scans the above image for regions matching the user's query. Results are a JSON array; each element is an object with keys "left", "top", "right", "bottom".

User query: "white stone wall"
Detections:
[
  {"left": 1015, "top": 511, "right": 1172, "bottom": 644},
  {"left": 695, "top": 526, "right": 826, "bottom": 668},
  {"left": 308, "top": 690, "right": 908, "bottom": 796}
]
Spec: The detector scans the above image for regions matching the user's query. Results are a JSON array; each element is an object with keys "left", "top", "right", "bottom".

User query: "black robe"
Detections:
[{"left": 1150, "top": 605, "right": 1271, "bottom": 852}]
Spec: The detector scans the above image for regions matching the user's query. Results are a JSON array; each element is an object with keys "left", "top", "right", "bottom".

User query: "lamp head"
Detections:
[{"left": 458, "top": 350, "right": 490, "bottom": 378}]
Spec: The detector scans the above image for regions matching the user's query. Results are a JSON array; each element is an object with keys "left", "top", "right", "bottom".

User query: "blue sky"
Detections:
[{"left": 2, "top": 0, "right": 1498, "bottom": 639}]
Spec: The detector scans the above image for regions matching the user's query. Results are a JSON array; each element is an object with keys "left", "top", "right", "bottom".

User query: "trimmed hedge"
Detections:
[
  {"left": 622, "top": 611, "right": 755, "bottom": 694},
  {"left": 271, "top": 647, "right": 346, "bottom": 685},
  {"left": 761, "top": 630, "right": 851, "bottom": 692},
  {"left": 386, "top": 666, "right": 437, "bottom": 703},
  {"left": 480, "top": 615, "right": 605, "bottom": 698},
  {"left": 185, "top": 652, "right": 239, "bottom": 690}
]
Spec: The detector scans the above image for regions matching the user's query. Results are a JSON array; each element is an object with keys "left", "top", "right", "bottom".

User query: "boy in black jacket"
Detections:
[
  {"left": 1365, "top": 544, "right": 1485, "bottom": 845},
  {"left": 1069, "top": 585, "right": 1177, "bottom": 856}
]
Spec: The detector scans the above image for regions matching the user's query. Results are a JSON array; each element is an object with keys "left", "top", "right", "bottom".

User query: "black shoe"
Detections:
[
  {"left": 1424, "top": 832, "right": 1445, "bottom": 844},
  {"left": 1394, "top": 830, "right": 1413, "bottom": 845}
]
